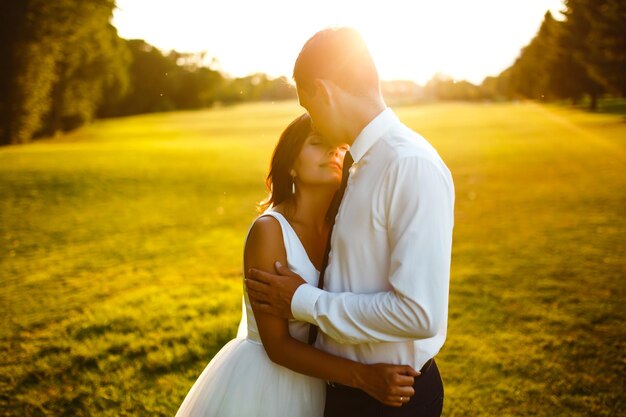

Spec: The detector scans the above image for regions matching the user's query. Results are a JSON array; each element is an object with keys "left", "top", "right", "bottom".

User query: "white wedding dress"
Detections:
[{"left": 175, "top": 210, "right": 326, "bottom": 417}]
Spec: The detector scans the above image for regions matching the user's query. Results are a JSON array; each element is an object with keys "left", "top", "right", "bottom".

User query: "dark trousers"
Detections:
[{"left": 324, "top": 359, "right": 443, "bottom": 417}]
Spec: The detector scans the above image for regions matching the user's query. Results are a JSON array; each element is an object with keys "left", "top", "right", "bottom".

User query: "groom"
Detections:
[{"left": 246, "top": 27, "right": 454, "bottom": 417}]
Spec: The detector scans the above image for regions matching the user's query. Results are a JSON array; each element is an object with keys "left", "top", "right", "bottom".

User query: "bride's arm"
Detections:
[{"left": 243, "top": 216, "right": 419, "bottom": 407}]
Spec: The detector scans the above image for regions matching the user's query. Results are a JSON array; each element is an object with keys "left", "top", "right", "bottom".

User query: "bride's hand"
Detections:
[{"left": 354, "top": 363, "right": 420, "bottom": 407}]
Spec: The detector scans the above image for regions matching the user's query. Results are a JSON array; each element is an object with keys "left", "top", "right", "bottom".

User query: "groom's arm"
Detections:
[
  {"left": 296, "top": 156, "right": 454, "bottom": 343},
  {"left": 248, "top": 156, "right": 455, "bottom": 343}
]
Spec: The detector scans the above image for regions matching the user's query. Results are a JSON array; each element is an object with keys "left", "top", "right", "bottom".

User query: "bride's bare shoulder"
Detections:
[
  {"left": 250, "top": 214, "right": 281, "bottom": 238},
  {"left": 244, "top": 214, "right": 286, "bottom": 263}
]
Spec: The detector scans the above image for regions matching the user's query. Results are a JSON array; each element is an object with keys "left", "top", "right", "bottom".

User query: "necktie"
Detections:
[{"left": 307, "top": 150, "right": 354, "bottom": 345}]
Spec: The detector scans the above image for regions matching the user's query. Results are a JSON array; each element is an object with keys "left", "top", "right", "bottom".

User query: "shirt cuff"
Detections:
[{"left": 291, "top": 284, "right": 324, "bottom": 324}]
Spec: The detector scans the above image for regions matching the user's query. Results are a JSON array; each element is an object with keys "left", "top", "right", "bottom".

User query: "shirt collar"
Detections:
[{"left": 349, "top": 107, "right": 400, "bottom": 163}]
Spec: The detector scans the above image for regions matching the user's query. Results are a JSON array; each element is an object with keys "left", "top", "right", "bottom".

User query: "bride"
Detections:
[{"left": 175, "top": 114, "right": 419, "bottom": 417}]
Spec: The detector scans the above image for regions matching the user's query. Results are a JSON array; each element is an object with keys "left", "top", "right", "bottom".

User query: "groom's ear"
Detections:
[{"left": 313, "top": 78, "right": 333, "bottom": 106}]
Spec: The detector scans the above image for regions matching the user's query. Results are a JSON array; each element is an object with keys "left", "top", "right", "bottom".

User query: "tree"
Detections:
[
  {"left": 1, "top": 1, "right": 61, "bottom": 145},
  {"left": 167, "top": 52, "right": 225, "bottom": 109},
  {"left": 563, "top": 0, "right": 626, "bottom": 97},
  {"left": 492, "top": 7, "right": 614, "bottom": 110},
  {"left": 0, "top": 0, "right": 128, "bottom": 145},
  {"left": 506, "top": 12, "right": 559, "bottom": 100},
  {"left": 548, "top": 11, "right": 603, "bottom": 107},
  {"left": 214, "top": 73, "right": 296, "bottom": 105},
  {"left": 100, "top": 40, "right": 179, "bottom": 116},
  {"left": 45, "top": 21, "right": 130, "bottom": 134},
  {"left": 425, "top": 74, "right": 483, "bottom": 101},
  {"left": 98, "top": 40, "right": 226, "bottom": 117}
]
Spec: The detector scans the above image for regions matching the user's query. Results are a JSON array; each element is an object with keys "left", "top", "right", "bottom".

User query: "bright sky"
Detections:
[{"left": 112, "top": 0, "right": 565, "bottom": 85}]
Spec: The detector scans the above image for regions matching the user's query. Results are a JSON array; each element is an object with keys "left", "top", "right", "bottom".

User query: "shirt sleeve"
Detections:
[{"left": 291, "top": 155, "right": 455, "bottom": 343}]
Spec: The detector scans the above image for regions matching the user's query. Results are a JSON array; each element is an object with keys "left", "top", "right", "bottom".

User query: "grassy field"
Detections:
[{"left": 0, "top": 101, "right": 624, "bottom": 416}]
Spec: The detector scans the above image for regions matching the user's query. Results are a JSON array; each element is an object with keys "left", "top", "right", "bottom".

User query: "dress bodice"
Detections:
[{"left": 236, "top": 210, "right": 320, "bottom": 344}]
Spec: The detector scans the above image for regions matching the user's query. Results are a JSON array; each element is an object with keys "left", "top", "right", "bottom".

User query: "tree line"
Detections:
[
  {"left": 97, "top": 40, "right": 295, "bottom": 119},
  {"left": 484, "top": 0, "right": 625, "bottom": 109},
  {"left": 1, "top": 0, "right": 623, "bottom": 146},
  {"left": 0, "top": 0, "right": 295, "bottom": 146},
  {"left": 426, "top": 0, "right": 625, "bottom": 108}
]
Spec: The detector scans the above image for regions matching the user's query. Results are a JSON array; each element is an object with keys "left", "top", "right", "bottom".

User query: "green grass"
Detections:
[{"left": 1, "top": 101, "right": 624, "bottom": 416}]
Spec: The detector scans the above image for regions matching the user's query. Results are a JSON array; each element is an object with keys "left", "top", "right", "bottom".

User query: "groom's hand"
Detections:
[
  {"left": 358, "top": 364, "right": 421, "bottom": 407},
  {"left": 246, "top": 261, "right": 306, "bottom": 319}
]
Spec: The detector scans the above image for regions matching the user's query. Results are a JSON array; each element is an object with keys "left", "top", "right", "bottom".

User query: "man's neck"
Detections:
[{"left": 342, "top": 97, "right": 387, "bottom": 146}]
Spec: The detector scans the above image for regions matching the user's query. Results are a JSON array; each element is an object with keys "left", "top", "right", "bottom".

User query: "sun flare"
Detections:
[{"left": 113, "top": 0, "right": 565, "bottom": 85}]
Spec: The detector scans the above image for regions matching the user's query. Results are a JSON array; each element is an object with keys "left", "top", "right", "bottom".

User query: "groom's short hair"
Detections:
[{"left": 293, "top": 27, "right": 379, "bottom": 97}]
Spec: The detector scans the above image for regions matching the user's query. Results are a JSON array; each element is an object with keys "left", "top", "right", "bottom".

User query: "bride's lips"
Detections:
[{"left": 322, "top": 161, "right": 342, "bottom": 171}]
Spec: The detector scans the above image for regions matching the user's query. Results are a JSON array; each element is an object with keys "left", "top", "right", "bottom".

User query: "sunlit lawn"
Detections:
[{"left": 1, "top": 101, "right": 624, "bottom": 416}]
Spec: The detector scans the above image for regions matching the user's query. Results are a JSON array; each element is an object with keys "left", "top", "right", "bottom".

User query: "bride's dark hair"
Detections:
[{"left": 257, "top": 113, "right": 312, "bottom": 213}]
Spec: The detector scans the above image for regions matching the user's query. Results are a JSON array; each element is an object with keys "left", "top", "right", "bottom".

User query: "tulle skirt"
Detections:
[{"left": 175, "top": 337, "right": 326, "bottom": 417}]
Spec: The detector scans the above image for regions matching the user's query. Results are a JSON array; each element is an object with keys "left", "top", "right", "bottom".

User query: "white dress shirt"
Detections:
[{"left": 291, "top": 108, "right": 455, "bottom": 370}]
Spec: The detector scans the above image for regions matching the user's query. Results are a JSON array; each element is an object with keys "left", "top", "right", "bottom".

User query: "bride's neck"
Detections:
[{"left": 289, "top": 186, "right": 335, "bottom": 233}]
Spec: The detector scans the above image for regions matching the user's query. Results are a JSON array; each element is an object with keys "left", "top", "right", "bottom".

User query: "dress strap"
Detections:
[{"left": 242, "top": 210, "right": 319, "bottom": 277}]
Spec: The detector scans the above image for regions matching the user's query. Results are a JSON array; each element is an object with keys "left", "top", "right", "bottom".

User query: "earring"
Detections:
[{"left": 292, "top": 178, "right": 296, "bottom": 194}]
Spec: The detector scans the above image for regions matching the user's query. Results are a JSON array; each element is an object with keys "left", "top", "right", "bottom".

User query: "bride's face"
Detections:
[{"left": 291, "top": 133, "right": 348, "bottom": 188}]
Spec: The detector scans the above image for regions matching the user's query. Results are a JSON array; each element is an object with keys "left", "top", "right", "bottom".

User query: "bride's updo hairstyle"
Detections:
[{"left": 258, "top": 113, "right": 312, "bottom": 213}]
